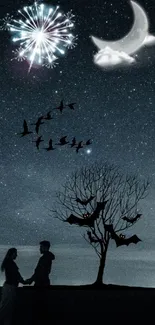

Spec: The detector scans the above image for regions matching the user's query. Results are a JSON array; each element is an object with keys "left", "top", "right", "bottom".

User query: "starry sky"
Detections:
[{"left": 0, "top": 0, "right": 155, "bottom": 285}]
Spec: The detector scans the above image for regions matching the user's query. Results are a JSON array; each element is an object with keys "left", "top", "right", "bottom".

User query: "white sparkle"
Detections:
[{"left": 86, "top": 148, "right": 92, "bottom": 155}]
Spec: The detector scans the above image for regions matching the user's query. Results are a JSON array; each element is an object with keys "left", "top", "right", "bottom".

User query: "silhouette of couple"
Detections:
[{"left": 0, "top": 240, "right": 55, "bottom": 325}]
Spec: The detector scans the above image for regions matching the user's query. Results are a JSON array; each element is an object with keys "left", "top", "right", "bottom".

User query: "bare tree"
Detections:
[{"left": 48, "top": 162, "right": 149, "bottom": 285}]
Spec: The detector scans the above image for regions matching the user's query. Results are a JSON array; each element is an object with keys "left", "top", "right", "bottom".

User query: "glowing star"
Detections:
[
  {"left": 5, "top": 2, "right": 77, "bottom": 71},
  {"left": 86, "top": 149, "right": 92, "bottom": 154}
]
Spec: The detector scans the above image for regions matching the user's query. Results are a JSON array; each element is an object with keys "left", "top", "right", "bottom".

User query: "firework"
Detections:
[
  {"left": 65, "top": 10, "right": 75, "bottom": 25},
  {"left": 0, "top": 14, "right": 13, "bottom": 31},
  {"left": 5, "top": 2, "right": 77, "bottom": 71},
  {"left": 11, "top": 48, "right": 26, "bottom": 62},
  {"left": 65, "top": 34, "right": 78, "bottom": 49},
  {"left": 43, "top": 55, "right": 59, "bottom": 69}
]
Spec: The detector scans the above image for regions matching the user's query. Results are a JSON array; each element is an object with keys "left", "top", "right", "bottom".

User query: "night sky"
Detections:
[{"left": 0, "top": 0, "right": 155, "bottom": 285}]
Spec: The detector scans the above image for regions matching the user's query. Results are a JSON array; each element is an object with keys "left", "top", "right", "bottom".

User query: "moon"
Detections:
[{"left": 91, "top": 1, "right": 149, "bottom": 55}]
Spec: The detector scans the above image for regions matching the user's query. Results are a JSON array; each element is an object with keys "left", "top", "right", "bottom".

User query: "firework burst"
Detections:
[
  {"left": 5, "top": 2, "right": 77, "bottom": 71},
  {"left": 0, "top": 14, "right": 13, "bottom": 31},
  {"left": 11, "top": 48, "right": 26, "bottom": 62},
  {"left": 65, "top": 34, "right": 78, "bottom": 49},
  {"left": 65, "top": 10, "right": 75, "bottom": 25},
  {"left": 43, "top": 55, "right": 59, "bottom": 69}
]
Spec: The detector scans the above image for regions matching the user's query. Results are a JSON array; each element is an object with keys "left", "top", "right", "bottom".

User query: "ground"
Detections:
[{"left": 0, "top": 284, "right": 154, "bottom": 324}]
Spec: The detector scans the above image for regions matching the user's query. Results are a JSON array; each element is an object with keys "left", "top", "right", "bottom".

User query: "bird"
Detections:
[
  {"left": 55, "top": 136, "right": 69, "bottom": 146},
  {"left": 32, "top": 136, "right": 44, "bottom": 150},
  {"left": 43, "top": 111, "right": 53, "bottom": 120},
  {"left": 76, "top": 141, "right": 83, "bottom": 153},
  {"left": 17, "top": 120, "right": 33, "bottom": 137},
  {"left": 70, "top": 137, "right": 76, "bottom": 147},
  {"left": 85, "top": 139, "right": 92, "bottom": 145},
  {"left": 31, "top": 116, "right": 44, "bottom": 134},
  {"left": 67, "top": 103, "right": 76, "bottom": 110},
  {"left": 54, "top": 100, "right": 65, "bottom": 113},
  {"left": 44, "top": 139, "right": 55, "bottom": 151}
]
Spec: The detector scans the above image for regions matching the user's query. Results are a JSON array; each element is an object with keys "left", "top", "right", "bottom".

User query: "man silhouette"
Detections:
[{"left": 25, "top": 240, "right": 55, "bottom": 287}]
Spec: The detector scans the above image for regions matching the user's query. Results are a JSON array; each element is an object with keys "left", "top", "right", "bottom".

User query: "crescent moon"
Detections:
[{"left": 91, "top": 1, "right": 149, "bottom": 55}]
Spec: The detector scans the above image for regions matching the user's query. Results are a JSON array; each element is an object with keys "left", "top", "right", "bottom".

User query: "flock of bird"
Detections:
[{"left": 17, "top": 101, "right": 92, "bottom": 153}]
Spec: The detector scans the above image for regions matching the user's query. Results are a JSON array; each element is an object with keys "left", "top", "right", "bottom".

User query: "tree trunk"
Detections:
[
  {"left": 94, "top": 244, "right": 109, "bottom": 285},
  {"left": 95, "top": 254, "right": 106, "bottom": 285}
]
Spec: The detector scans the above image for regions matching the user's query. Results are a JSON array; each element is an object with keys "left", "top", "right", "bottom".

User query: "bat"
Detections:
[
  {"left": 104, "top": 224, "right": 141, "bottom": 247},
  {"left": 80, "top": 200, "right": 109, "bottom": 226},
  {"left": 65, "top": 214, "right": 90, "bottom": 226},
  {"left": 75, "top": 195, "right": 95, "bottom": 205},
  {"left": 122, "top": 214, "right": 142, "bottom": 224},
  {"left": 65, "top": 213, "right": 96, "bottom": 227},
  {"left": 87, "top": 200, "right": 108, "bottom": 226},
  {"left": 65, "top": 200, "right": 109, "bottom": 227}
]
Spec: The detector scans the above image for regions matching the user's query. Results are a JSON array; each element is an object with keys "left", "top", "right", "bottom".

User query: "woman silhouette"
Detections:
[{"left": 0, "top": 247, "right": 25, "bottom": 324}]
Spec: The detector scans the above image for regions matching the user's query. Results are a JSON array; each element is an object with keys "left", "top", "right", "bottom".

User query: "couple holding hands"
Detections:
[{"left": 0, "top": 240, "right": 55, "bottom": 324}]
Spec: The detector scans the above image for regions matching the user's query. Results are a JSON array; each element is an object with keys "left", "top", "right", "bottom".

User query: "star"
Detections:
[{"left": 86, "top": 149, "right": 92, "bottom": 155}]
